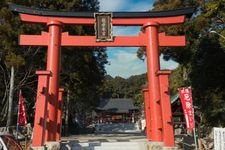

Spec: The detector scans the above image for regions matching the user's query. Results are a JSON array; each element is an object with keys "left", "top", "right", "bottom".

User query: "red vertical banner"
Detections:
[
  {"left": 18, "top": 90, "right": 27, "bottom": 126},
  {"left": 178, "top": 87, "right": 195, "bottom": 130}
]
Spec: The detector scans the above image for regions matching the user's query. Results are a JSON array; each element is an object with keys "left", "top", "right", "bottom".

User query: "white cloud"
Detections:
[
  {"left": 106, "top": 48, "right": 146, "bottom": 78},
  {"left": 105, "top": 49, "right": 179, "bottom": 78},
  {"left": 99, "top": 0, "right": 179, "bottom": 78},
  {"left": 99, "top": 0, "right": 153, "bottom": 12},
  {"left": 99, "top": 0, "right": 126, "bottom": 11},
  {"left": 127, "top": 1, "right": 153, "bottom": 11},
  {"left": 113, "top": 26, "right": 140, "bottom": 36},
  {"left": 160, "top": 55, "right": 179, "bottom": 70}
]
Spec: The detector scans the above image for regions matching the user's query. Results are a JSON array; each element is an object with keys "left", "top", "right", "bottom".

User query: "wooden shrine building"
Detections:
[{"left": 95, "top": 98, "right": 140, "bottom": 123}]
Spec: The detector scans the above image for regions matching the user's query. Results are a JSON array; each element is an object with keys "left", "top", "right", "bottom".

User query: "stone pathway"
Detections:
[{"left": 60, "top": 133, "right": 147, "bottom": 150}]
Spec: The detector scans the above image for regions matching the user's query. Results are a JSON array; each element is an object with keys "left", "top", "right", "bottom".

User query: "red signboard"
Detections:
[{"left": 178, "top": 87, "right": 195, "bottom": 130}]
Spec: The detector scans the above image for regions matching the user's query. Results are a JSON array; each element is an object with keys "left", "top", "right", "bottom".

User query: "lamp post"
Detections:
[{"left": 210, "top": 30, "right": 225, "bottom": 40}]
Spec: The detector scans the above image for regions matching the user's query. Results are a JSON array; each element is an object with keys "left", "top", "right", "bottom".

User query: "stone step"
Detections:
[
  {"left": 94, "top": 146, "right": 141, "bottom": 150},
  {"left": 94, "top": 123, "right": 140, "bottom": 133},
  {"left": 71, "top": 146, "right": 141, "bottom": 150},
  {"left": 63, "top": 142, "right": 146, "bottom": 150},
  {"left": 71, "top": 146, "right": 144, "bottom": 150},
  {"left": 71, "top": 142, "right": 141, "bottom": 146}
]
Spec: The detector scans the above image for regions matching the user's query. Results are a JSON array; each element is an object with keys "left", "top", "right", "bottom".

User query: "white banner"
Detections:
[{"left": 214, "top": 127, "right": 225, "bottom": 150}]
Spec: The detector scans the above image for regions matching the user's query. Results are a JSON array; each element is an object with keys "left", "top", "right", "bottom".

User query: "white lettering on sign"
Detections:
[{"left": 94, "top": 13, "right": 113, "bottom": 41}]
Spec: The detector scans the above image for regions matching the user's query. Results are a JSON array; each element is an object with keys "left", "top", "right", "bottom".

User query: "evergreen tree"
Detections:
[
  {"left": 0, "top": 0, "right": 108, "bottom": 128},
  {"left": 151, "top": 0, "right": 225, "bottom": 127},
  {"left": 101, "top": 74, "right": 147, "bottom": 107}
]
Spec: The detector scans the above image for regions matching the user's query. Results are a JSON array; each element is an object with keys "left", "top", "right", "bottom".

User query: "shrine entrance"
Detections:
[{"left": 10, "top": 4, "right": 194, "bottom": 149}]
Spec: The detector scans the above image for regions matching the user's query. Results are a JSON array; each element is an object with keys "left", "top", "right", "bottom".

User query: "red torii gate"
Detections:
[{"left": 10, "top": 4, "right": 194, "bottom": 148}]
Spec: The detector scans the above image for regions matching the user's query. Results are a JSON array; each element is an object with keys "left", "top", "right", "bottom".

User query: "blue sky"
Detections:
[{"left": 99, "top": 0, "right": 179, "bottom": 78}]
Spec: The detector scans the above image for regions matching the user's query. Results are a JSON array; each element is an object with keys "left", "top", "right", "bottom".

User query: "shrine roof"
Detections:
[
  {"left": 96, "top": 98, "right": 139, "bottom": 113},
  {"left": 9, "top": 3, "right": 195, "bottom": 18}
]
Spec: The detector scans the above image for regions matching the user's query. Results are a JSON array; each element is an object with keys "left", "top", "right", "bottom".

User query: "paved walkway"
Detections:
[
  {"left": 60, "top": 133, "right": 148, "bottom": 150},
  {"left": 61, "top": 133, "right": 147, "bottom": 143}
]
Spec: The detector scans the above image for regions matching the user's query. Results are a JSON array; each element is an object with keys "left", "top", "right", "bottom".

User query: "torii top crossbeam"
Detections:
[
  {"left": 10, "top": 3, "right": 194, "bottom": 25},
  {"left": 10, "top": 4, "right": 194, "bottom": 47}
]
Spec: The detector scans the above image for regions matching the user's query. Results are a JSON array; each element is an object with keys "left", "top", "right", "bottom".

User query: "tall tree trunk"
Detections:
[
  {"left": 65, "top": 89, "right": 69, "bottom": 136},
  {"left": 183, "top": 66, "right": 187, "bottom": 81},
  {"left": 6, "top": 66, "right": 14, "bottom": 127}
]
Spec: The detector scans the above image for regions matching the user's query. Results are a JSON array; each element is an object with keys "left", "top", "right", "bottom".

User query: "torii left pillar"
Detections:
[
  {"left": 142, "top": 87, "right": 151, "bottom": 140},
  {"left": 32, "top": 70, "right": 51, "bottom": 147}
]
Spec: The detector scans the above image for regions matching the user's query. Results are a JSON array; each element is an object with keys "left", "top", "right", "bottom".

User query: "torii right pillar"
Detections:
[
  {"left": 144, "top": 22, "right": 163, "bottom": 143},
  {"left": 143, "top": 22, "right": 184, "bottom": 149}
]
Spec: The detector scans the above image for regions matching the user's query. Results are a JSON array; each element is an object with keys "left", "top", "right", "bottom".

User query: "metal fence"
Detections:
[{"left": 214, "top": 127, "right": 225, "bottom": 150}]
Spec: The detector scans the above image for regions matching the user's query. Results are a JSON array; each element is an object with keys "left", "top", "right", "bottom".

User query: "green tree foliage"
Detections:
[
  {"left": 0, "top": 0, "right": 107, "bottom": 127},
  {"left": 169, "top": 66, "right": 185, "bottom": 95},
  {"left": 188, "top": 0, "right": 225, "bottom": 126},
  {"left": 152, "top": 0, "right": 225, "bottom": 127},
  {"left": 101, "top": 74, "right": 147, "bottom": 106},
  {"left": 190, "top": 35, "right": 225, "bottom": 126},
  {"left": 0, "top": 0, "right": 44, "bottom": 125}
]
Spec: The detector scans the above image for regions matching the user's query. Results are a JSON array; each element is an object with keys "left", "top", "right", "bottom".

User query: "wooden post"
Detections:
[
  {"left": 56, "top": 88, "right": 64, "bottom": 141},
  {"left": 32, "top": 71, "right": 51, "bottom": 147},
  {"left": 143, "top": 88, "right": 151, "bottom": 140},
  {"left": 158, "top": 70, "right": 175, "bottom": 147}
]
